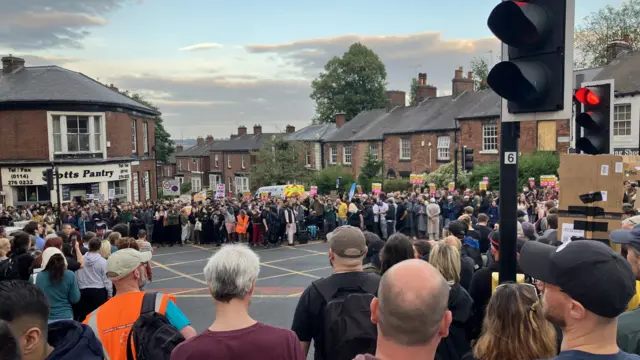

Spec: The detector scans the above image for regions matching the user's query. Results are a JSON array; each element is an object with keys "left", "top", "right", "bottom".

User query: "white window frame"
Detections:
[
  {"left": 142, "top": 122, "right": 149, "bottom": 154},
  {"left": 400, "top": 138, "right": 411, "bottom": 160},
  {"left": 330, "top": 145, "right": 338, "bottom": 164},
  {"left": 305, "top": 151, "right": 312, "bottom": 166},
  {"left": 132, "top": 173, "right": 140, "bottom": 201},
  {"left": 437, "top": 136, "right": 451, "bottom": 161},
  {"left": 131, "top": 119, "right": 137, "bottom": 154},
  {"left": 108, "top": 180, "right": 127, "bottom": 198},
  {"left": 482, "top": 121, "right": 498, "bottom": 152},
  {"left": 235, "top": 176, "right": 249, "bottom": 193},
  {"left": 178, "top": 160, "right": 182, "bottom": 171},
  {"left": 144, "top": 171, "right": 151, "bottom": 199},
  {"left": 165, "top": 166, "right": 172, "bottom": 177},
  {"left": 47, "top": 112, "right": 107, "bottom": 160},
  {"left": 343, "top": 144, "right": 352, "bottom": 165},
  {"left": 614, "top": 103, "right": 633, "bottom": 137},
  {"left": 241, "top": 154, "right": 246, "bottom": 169},
  {"left": 187, "top": 159, "right": 191, "bottom": 171},
  {"left": 192, "top": 177, "right": 202, "bottom": 193},
  {"left": 209, "top": 174, "right": 221, "bottom": 188},
  {"left": 192, "top": 158, "right": 199, "bottom": 172},
  {"left": 227, "top": 154, "right": 232, "bottom": 168},
  {"left": 214, "top": 154, "right": 219, "bottom": 168},
  {"left": 369, "top": 143, "right": 379, "bottom": 160}
]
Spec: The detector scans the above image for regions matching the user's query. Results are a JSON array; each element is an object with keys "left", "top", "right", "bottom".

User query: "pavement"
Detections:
[{"left": 146, "top": 240, "right": 332, "bottom": 340}]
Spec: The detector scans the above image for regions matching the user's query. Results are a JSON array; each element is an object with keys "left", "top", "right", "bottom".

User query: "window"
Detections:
[
  {"left": 305, "top": 151, "right": 312, "bottom": 166},
  {"left": 330, "top": 145, "right": 338, "bottom": 164},
  {"left": 165, "top": 166, "right": 172, "bottom": 177},
  {"left": 235, "top": 176, "right": 250, "bottom": 193},
  {"left": 614, "top": 104, "right": 632, "bottom": 136},
  {"left": 192, "top": 158, "right": 199, "bottom": 172},
  {"left": 15, "top": 186, "right": 50, "bottom": 203},
  {"left": 50, "top": 114, "right": 103, "bottom": 155},
  {"left": 108, "top": 180, "right": 127, "bottom": 198},
  {"left": 369, "top": 143, "right": 379, "bottom": 160},
  {"left": 187, "top": 159, "right": 190, "bottom": 171},
  {"left": 144, "top": 171, "right": 151, "bottom": 200},
  {"left": 242, "top": 154, "right": 246, "bottom": 169},
  {"left": 227, "top": 155, "right": 231, "bottom": 168},
  {"left": 143, "top": 122, "right": 149, "bottom": 154},
  {"left": 132, "top": 173, "right": 140, "bottom": 201},
  {"left": 400, "top": 138, "right": 411, "bottom": 160},
  {"left": 192, "top": 177, "right": 202, "bottom": 193},
  {"left": 228, "top": 176, "right": 233, "bottom": 193},
  {"left": 131, "top": 120, "right": 137, "bottom": 153},
  {"left": 93, "top": 116, "right": 102, "bottom": 151},
  {"left": 437, "top": 136, "right": 451, "bottom": 160},
  {"left": 209, "top": 174, "right": 221, "bottom": 188},
  {"left": 178, "top": 161, "right": 182, "bottom": 171},
  {"left": 482, "top": 121, "right": 498, "bottom": 151},
  {"left": 343, "top": 145, "right": 352, "bottom": 164},
  {"left": 214, "top": 154, "right": 219, "bottom": 168}
]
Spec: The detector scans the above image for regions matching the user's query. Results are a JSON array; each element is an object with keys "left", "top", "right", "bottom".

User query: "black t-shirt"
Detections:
[
  {"left": 473, "top": 224, "right": 493, "bottom": 253},
  {"left": 291, "top": 271, "right": 381, "bottom": 360},
  {"left": 553, "top": 351, "right": 640, "bottom": 360}
]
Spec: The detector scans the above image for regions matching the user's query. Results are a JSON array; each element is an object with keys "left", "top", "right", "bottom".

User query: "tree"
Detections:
[
  {"left": 120, "top": 91, "right": 175, "bottom": 163},
  {"left": 358, "top": 150, "right": 383, "bottom": 192},
  {"left": 409, "top": 78, "right": 419, "bottom": 106},
  {"left": 574, "top": 0, "right": 640, "bottom": 68},
  {"left": 313, "top": 166, "right": 354, "bottom": 195},
  {"left": 310, "top": 42, "right": 388, "bottom": 123},
  {"left": 250, "top": 136, "right": 310, "bottom": 187},
  {"left": 470, "top": 57, "right": 489, "bottom": 91},
  {"left": 180, "top": 182, "right": 192, "bottom": 194}
]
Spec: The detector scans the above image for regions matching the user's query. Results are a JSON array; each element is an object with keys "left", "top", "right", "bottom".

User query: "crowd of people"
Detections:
[{"left": 0, "top": 179, "right": 639, "bottom": 360}]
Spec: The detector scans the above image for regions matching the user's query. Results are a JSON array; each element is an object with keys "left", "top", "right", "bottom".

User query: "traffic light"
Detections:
[
  {"left": 42, "top": 169, "right": 54, "bottom": 191},
  {"left": 574, "top": 80, "right": 614, "bottom": 155},
  {"left": 462, "top": 147, "right": 474, "bottom": 171},
  {"left": 486, "top": 0, "right": 574, "bottom": 120}
]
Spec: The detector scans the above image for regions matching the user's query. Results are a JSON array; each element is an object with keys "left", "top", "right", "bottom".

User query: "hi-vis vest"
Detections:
[
  {"left": 84, "top": 292, "right": 174, "bottom": 360},
  {"left": 491, "top": 272, "right": 525, "bottom": 294}
]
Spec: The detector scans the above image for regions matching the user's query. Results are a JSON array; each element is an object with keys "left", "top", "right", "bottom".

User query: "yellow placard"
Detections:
[
  {"left": 429, "top": 183, "right": 436, "bottom": 191},
  {"left": 284, "top": 185, "right": 305, "bottom": 197},
  {"left": 372, "top": 183, "right": 382, "bottom": 194},
  {"left": 479, "top": 182, "right": 487, "bottom": 191},
  {"left": 448, "top": 182, "right": 455, "bottom": 191}
]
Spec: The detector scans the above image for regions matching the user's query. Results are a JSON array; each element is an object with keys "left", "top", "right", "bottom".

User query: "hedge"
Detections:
[{"left": 468, "top": 152, "right": 559, "bottom": 191}]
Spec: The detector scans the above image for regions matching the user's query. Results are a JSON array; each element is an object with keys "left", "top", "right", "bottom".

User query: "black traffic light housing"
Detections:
[
  {"left": 574, "top": 82, "right": 613, "bottom": 155},
  {"left": 462, "top": 147, "right": 474, "bottom": 171},
  {"left": 42, "top": 169, "right": 54, "bottom": 192},
  {"left": 487, "top": 0, "right": 569, "bottom": 114}
]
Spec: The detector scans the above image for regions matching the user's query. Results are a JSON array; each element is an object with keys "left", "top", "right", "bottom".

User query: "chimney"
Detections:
[
  {"left": 452, "top": 66, "right": 474, "bottom": 96},
  {"left": 2, "top": 56, "right": 25, "bottom": 75},
  {"left": 286, "top": 125, "right": 296, "bottom": 133},
  {"left": 253, "top": 124, "right": 262, "bottom": 135},
  {"left": 176, "top": 145, "right": 183, "bottom": 153},
  {"left": 467, "top": 71, "right": 473, "bottom": 80},
  {"left": 206, "top": 135, "right": 214, "bottom": 144},
  {"left": 606, "top": 36, "right": 633, "bottom": 63},
  {"left": 415, "top": 73, "right": 437, "bottom": 104},
  {"left": 237, "top": 126, "right": 247, "bottom": 136},
  {"left": 335, "top": 113, "right": 346, "bottom": 128},
  {"left": 196, "top": 136, "right": 205, "bottom": 146},
  {"left": 386, "top": 90, "right": 406, "bottom": 111}
]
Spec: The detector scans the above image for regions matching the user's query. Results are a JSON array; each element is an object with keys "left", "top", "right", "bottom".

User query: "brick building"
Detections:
[
  {"left": 285, "top": 123, "right": 338, "bottom": 170},
  {"left": 174, "top": 136, "right": 216, "bottom": 192},
  {"left": 0, "top": 56, "right": 159, "bottom": 206}
]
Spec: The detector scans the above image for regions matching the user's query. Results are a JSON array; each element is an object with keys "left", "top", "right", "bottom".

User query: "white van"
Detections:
[{"left": 254, "top": 185, "right": 287, "bottom": 199}]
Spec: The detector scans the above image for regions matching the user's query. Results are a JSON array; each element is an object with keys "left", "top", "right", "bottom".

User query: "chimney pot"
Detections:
[
  {"left": 196, "top": 136, "right": 205, "bottom": 146},
  {"left": 237, "top": 126, "right": 247, "bottom": 136},
  {"left": 335, "top": 113, "right": 346, "bottom": 128},
  {"left": 467, "top": 71, "right": 473, "bottom": 79},
  {"left": 286, "top": 125, "right": 296, "bottom": 133},
  {"left": 2, "top": 56, "right": 25, "bottom": 75},
  {"left": 253, "top": 125, "right": 262, "bottom": 135}
]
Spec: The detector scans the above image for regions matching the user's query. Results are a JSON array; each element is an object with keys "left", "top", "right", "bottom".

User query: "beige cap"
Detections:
[
  {"left": 106, "top": 248, "right": 152, "bottom": 280},
  {"left": 327, "top": 226, "right": 366, "bottom": 258}
]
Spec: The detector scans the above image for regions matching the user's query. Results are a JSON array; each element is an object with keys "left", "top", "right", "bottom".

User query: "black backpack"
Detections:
[
  {"left": 126, "top": 293, "right": 185, "bottom": 360},
  {"left": 313, "top": 275, "right": 379, "bottom": 360},
  {"left": 0, "top": 258, "right": 20, "bottom": 281}
]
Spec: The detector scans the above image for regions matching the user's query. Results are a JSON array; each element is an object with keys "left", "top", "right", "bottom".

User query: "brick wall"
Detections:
[
  {"left": 383, "top": 131, "right": 456, "bottom": 177},
  {"left": 0, "top": 110, "right": 48, "bottom": 160},
  {"left": 131, "top": 159, "right": 157, "bottom": 200},
  {"left": 322, "top": 141, "right": 383, "bottom": 178},
  {"left": 210, "top": 152, "right": 223, "bottom": 171},
  {"left": 159, "top": 164, "right": 175, "bottom": 179}
]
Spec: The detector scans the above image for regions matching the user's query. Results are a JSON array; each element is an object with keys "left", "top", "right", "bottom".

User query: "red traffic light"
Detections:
[{"left": 575, "top": 87, "right": 601, "bottom": 106}]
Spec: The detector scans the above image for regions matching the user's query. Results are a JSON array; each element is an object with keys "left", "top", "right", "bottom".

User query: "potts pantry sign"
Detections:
[{"left": 1, "top": 163, "right": 131, "bottom": 186}]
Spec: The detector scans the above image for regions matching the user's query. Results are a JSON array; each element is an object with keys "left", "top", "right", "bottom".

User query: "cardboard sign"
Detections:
[
  {"left": 479, "top": 182, "right": 487, "bottom": 191},
  {"left": 448, "top": 182, "right": 455, "bottom": 191},
  {"left": 540, "top": 175, "right": 557, "bottom": 187},
  {"left": 372, "top": 183, "right": 382, "bottom": 194}
]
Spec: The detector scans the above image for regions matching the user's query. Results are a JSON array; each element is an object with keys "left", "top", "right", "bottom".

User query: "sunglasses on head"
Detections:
[{"left": 495, "top": 282, "right": 539, "bottom": 299}]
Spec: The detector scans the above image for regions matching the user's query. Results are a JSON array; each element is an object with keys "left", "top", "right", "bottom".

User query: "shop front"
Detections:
[{"left": 1, "top": 162, "right": 132, "bottom": 206}]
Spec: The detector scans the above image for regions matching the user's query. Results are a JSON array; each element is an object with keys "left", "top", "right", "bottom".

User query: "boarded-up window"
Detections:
[{"left": 537, "top": 121, "right": 556, "bottom": 151}]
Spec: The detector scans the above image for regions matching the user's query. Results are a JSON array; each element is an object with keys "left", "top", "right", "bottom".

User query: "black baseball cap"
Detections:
[
  {"left": 519, "top": 240, "right": 635, "bottom": 318},
  {"left": 610, "top": 225, "right": 640, "bottom": 253}
]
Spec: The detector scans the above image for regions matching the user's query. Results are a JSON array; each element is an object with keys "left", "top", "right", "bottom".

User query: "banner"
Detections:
[
  {"left": 260, "top": 192, "right": 269, "bottom": 201},
  {"left": 540, "top": 175, "right": 557, "bottom": 187},
  {"left": 284, "top": 185, "right": 305, "bottom": 197},
  {"left": 309, "top": 186, "right": 318, "bottom": 197},
  {"left": 194, "top": 191, "right": 207, "bottom": 202},
  {"left": 243, "top": 191, "right": 251, "bottom": 201},
  {"left": 215, "top": 184, "right": 225, "bottom": 198},
  {"left": 372, "top": 183, "right": 382, "bottom": 194},
  {"left": 410, "top": 173, "right": 426, "bottom": 185},
  {"left": 448, "top": 182, "right": 455, "bottom": 191},
  {"left": 348, "top": 182, "right": 357, "bottom": 201},
  {"left": 479, "top": 182, "right": 487, "bottom": 191}
]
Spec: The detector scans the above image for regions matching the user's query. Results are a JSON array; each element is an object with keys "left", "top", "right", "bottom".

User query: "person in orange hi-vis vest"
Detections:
[
  {"left": 236, "top": 210, "right": 250, "bottom": 243},
  {"left": 83, "top": 249, "right": 197, "bottom": 360}
]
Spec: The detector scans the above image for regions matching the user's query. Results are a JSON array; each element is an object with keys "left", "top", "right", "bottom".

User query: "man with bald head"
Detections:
[{"left": 354, "top": 259, "right": 452, "bottom": 360}]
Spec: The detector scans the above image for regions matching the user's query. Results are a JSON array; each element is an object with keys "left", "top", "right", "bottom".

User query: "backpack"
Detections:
[
  {"left": 0, "top": 258, "right": 20, "bottom": 281},
  {"left": 313, "top": 275, "right": 379, "bottom": 360},
  {"left": 126, "top": 293, "right": 185, "bottom": 360}
]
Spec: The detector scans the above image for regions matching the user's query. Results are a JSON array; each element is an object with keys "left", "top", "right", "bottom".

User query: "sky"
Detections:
[{"left": 0, "top": 0, "right": 624, "bottom": 139}]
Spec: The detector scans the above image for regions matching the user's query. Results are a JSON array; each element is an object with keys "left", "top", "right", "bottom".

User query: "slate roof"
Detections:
[
  {"left": 210, "top": 133, "right": 277, "bottom": 151},
  {"left": 323, "top": 109, "right": 389, "bottom": 142},
  {"left": 174, "top": 141, "right": 217, "bottom": 157},
  {"left": 593, "top": 51, "right": 640, "bottom": 96},
  {"left": 0, "top": 66, "right": 159, "bottom": 115},
  {"left": 456, "top": 90, "right": 502, "bottom": 120},
  {"left": 284, "top": 124, "right": 339, "bottom": 141}
]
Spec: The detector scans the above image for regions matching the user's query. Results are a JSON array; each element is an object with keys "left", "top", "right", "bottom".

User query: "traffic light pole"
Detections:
[
  {"left": 453, "top": 129, "right": 459, "bottom": 190},
  {"left": 498, "top": 121, "right": 519, "bottom": 283},
  {"left": 54, "top": 165, "right": 62, "bottom": 230}
]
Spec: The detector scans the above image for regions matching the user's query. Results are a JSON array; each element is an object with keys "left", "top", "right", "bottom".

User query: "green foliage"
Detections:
[
  {"left": 409, "top": 78, "right": 418, "bottom": 106},
  {"left": 424, "top": 162, "right": 471, "bottom": 189},
  {"left": 120, "top": 91, "right": 175, "bottom": 163},
  {"left": 468, "top": 162, "right": 500, "bottom": 191},
  {"left": 310, "top": 43, "right": 388, "bottom": 123},
  {"left": 250, "top": 136, "right": 311, "bottom": 188},
  {"left": 468, "top": 152, "right": 560, "bottom": 191},
  {"left": 574, "top": 0, "right": 640, "bottom": 67},
  {"left": 470, "top": 57, "right": 489, "bottom": 91},
  {"left": 180, "top": 182, "right": 192, "bottom": 194},
  {"left": 383, "top": 179, "right": 411, "bottom": 193},
  {"left": 313, "top": 166, "right": 354, "bottom": 194},
  {"left": 357, "top": 150, "right": 383, "bottom": 193}
]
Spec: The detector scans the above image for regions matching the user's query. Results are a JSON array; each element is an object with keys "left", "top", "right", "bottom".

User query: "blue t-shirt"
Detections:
[
  {"left": 32, "top": 270, "right": 81, "bottom": 321},
  {"left": 35, "top": 235, "right": 45, "bottom": 250},
  {"left": 553, "top": 350, "right": 640, "bottom": 360}
]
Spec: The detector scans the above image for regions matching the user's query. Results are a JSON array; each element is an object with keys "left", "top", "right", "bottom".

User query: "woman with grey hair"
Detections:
[{"left": 171, "top": 244, "right": 305, "bottom": 359}]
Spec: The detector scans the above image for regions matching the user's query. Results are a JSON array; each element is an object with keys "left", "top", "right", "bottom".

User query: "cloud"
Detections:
[
  {"left": 179, "top": 43, "right": 223, "bottom": 52},
  {"left": 0, "top": 0, "right": 137, "bottom": 50}
]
